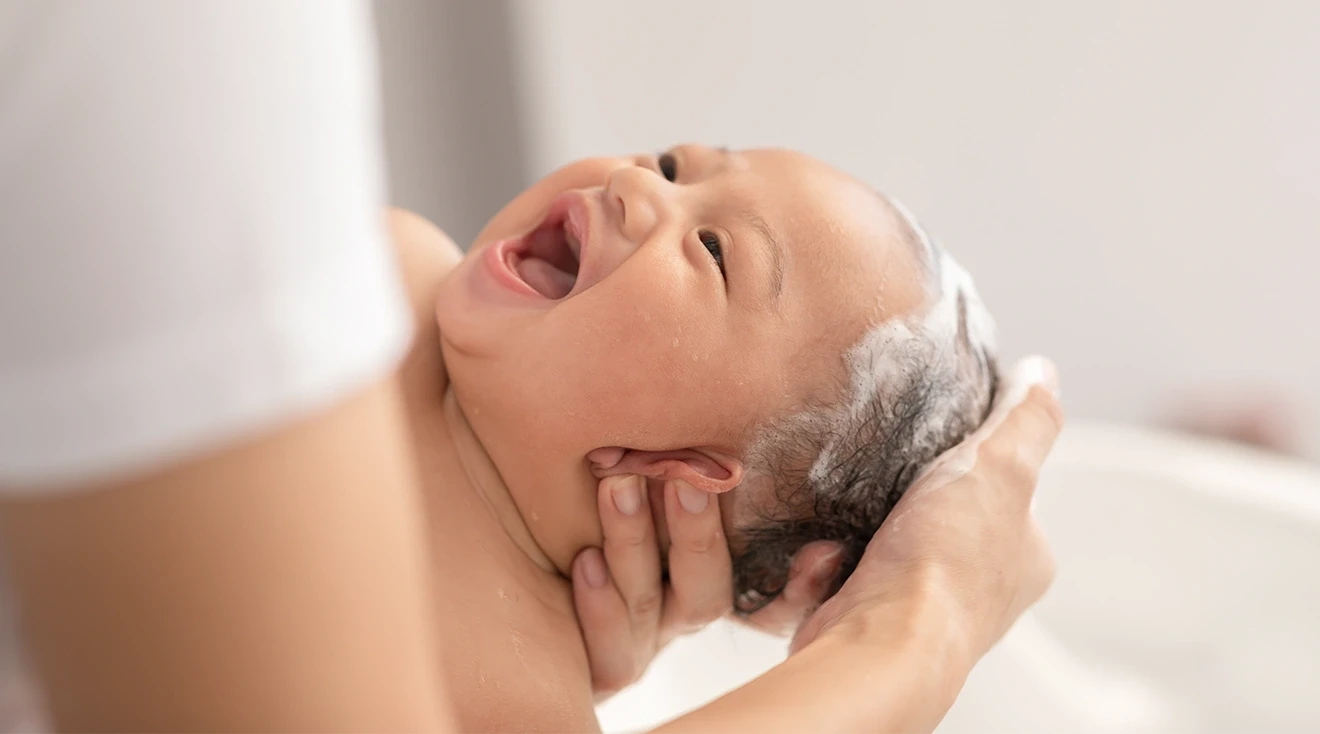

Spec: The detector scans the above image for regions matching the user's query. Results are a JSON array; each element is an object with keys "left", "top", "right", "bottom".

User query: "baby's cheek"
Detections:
[
  {"left": 708, "top": 372, "right": 783, "bottom": 441},
  {"left": 676, "top": 368, "right": 765, "bottom": 438}
]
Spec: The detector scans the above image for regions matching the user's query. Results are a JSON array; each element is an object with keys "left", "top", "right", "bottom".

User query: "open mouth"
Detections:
[{"left": 507, "top": 199, "right": 584, "bottom": 300}]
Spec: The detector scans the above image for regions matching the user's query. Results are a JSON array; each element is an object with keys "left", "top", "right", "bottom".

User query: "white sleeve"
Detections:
[{"left": 0, "top": 1, "right": 411, "bottom": 489}]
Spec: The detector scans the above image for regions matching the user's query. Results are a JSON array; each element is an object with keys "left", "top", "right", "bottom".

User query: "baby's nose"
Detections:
[{"left": 605, "top": 164, "right": 668, "bottom": 245}]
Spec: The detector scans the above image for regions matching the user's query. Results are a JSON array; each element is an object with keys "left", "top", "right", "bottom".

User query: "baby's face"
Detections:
[{"left": 437, "top": 147, "right": 932, "bottom": 559}]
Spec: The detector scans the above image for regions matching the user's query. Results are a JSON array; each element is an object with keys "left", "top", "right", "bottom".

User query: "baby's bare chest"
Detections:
[
  {"left": 417, "top": 458, "right": 598, "bottom": 731},
  {"left": 433, "top": 563, "right": 599, "bottom": 732}
]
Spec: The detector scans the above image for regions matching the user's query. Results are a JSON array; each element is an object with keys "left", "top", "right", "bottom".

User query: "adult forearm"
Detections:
[
  {"left": 655, "top": 602, "right": 970, "bottom": 734},
  {"left": 0, "top": 381, "right": 453, "bottom": 732}
]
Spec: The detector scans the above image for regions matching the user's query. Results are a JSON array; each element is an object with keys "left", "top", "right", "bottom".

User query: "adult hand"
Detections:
[
  {"left": 791, "top": 355, "right": 1064, "bottom": 672},
  {"left": 570, "top": 473, "right": 836, "bottom": 700},
  {"left": 612, "top": 357, "right": 1063, "bottom": 734},
  {"left": 569, "top": 476, "right": 730, "bottom": 700},
  {"left": 572, "top": 354, "right": 1062, "bottom": 701}
]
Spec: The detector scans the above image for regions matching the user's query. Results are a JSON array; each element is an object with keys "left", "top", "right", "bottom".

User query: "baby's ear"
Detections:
[{"left": 587, "top": 447, "right": 744, "bottom": 493}]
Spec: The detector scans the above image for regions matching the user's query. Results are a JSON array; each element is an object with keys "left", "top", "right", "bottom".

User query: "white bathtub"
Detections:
[{"left": 597, "top": 423, "right": 1320, "bottom": 733}]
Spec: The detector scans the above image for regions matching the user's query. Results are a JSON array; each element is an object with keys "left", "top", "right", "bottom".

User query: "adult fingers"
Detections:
[
  {"left": 902, "top": 356, "right": 1061, "bottom": 501},
  {"left": 741, "top": 541, "right": 842, "bottom": 637},
  {"left": 571, "top": 548, "right": 637, "bottom": 697},
  {"left": 976, "top": 359, "right": 1065, "bottom": 504},
  {"left": 983, "top": 386, "right": 1064, "bottom": 477},
  {"left": 660, "top": 480, "right": 733, "bottom": 635},
  {"left": 597, "top": 475, "right": 664, "bottom": 644}
]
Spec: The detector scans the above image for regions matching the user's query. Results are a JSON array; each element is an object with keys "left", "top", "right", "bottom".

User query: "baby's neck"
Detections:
[
  {"left": 440, "top": 387, "right": 556, "bottom": 575},
  {"left": 410, "top": 387, "right": 595, "bottom": 730},
  {"left": 391, "top": 263, "right": 574, "bottom": 602}
]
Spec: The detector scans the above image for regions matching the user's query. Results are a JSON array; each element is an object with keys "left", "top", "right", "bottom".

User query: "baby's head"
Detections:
[{"left": 436, "top": 146, "right": 996, "bottom": 614}]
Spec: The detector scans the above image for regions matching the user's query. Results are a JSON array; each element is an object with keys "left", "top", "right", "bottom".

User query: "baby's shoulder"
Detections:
[
  {"left": 387, "top": 207, "right": 463, "bottom": 284},
  {"left": 386, "top": 207, "right": 459, "bottom": 395},
  {"left": 386, "top": 207, "right": 462, "bottom": 333},
  {"left": 437, "top": 578, "right": 599, "bottom": 732}
]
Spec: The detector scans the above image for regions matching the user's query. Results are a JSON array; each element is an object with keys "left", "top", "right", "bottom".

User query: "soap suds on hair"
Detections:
[
  {"left": 730, "top": 198, "right": 999, "bottom": 614},
  {"left": 809, "top": 244, "right": 996, "bottom": 486}
]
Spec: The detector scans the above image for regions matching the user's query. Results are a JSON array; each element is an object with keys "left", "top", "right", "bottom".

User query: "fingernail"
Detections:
[
  {"left": 676, "top": 481, "right": 709, "bottom": 514},
  {"left": 811, "top": 549, "right": 843, "bottom": 584},
  {"left": 580, "top": 548, "right": 607, "bottom": 588},
  {"left": 1016, "top": 355, "right": 1060, "bottom": 399},
  {"left": 611, "top": 476, "right": 642, "bottom": 516}
]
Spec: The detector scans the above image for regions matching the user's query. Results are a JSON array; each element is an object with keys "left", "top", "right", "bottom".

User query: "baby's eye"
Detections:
[
  {"left": 658, "top": 152, "right": 678, "bottom": 182},
  {"left": 699, "top": 230, "right": 726, "bottom": 277}
]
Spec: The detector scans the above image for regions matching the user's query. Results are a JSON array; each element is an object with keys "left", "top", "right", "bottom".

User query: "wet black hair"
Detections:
[{"left": 730, "top": 295, "right": 998, "bottom": 615}]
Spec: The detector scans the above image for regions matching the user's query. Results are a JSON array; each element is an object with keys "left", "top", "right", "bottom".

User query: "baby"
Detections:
[{"left": 402, "top": 145, "right": 997, "bottom": 730}]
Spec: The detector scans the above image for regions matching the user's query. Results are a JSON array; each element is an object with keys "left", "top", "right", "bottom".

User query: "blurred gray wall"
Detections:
[{"left": 373, "top": 0, "right": 527, "bottom": 246}]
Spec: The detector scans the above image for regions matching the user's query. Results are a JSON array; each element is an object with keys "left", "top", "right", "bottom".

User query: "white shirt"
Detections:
[{"left": 0, "top": 0, "right": 410, "bottom": 489}]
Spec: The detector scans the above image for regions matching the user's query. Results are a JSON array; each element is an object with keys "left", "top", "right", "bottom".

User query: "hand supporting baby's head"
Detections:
[{"left": 434, "top": 146, "right": 996, "bottom": 608}]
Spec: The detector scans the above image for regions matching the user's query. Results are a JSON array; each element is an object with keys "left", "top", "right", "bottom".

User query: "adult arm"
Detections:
[
  {"left": 0, "top": 381, "right": 452, "bottom": 731},
  {"left": 0, "top": 2, "right": 453, "bottom": 730}
]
